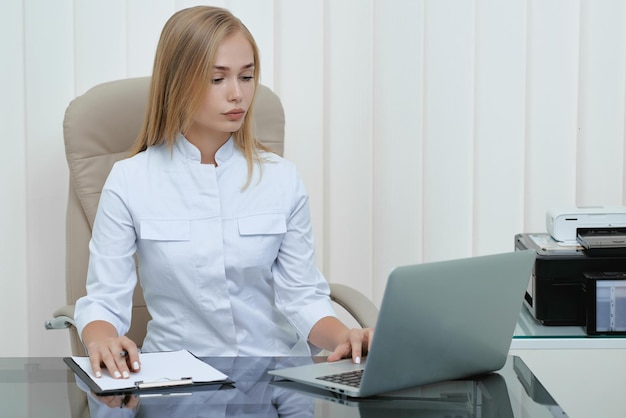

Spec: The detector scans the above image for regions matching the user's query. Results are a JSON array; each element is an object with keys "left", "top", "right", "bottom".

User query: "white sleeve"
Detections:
[
  {"left": 74, "top": 163, "right": 138, "bottom": 340},
  {"left": 272, "top": 171, "right": 337, "bottom": 343}
]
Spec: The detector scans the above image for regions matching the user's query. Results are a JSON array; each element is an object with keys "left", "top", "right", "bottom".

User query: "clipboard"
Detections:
[{"left": 64, "top": 349, "right": 233, "bottom": 395}]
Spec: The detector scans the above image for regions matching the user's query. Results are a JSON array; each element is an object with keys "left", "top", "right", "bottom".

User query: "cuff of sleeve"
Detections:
[
  {"left": 75, "top": 301, "right": 129, "bottom": 343},
  {"left": 289, "top": 297, "right": 338, "bottom": 344}
]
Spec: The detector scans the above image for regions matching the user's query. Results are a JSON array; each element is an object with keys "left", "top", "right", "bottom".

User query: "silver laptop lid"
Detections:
[{"left": 359, "top": 250, "right": 535, "bottom": 397}]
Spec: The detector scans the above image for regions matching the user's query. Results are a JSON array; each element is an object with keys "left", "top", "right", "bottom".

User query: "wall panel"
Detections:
[
  {"left": 372, "top": 0, "right": 425, "bottom": 303},
  {"left": 274, "top": 1, "right": 327, "bottom": 269},
  {"left": 524, "top": 0, "right": 580, "bottom": 231},
  {"left": 474, "top": 0, "right": 527, "bottom": 254},
  {"left": 74, "top": 0, "right": 127, "bottom": 94},
  {"left": 24, "top": 0, "right": 75, "bottom": 356},
  {"left": 577, "top": 0, "right": 626, "bottom": 205},
  {"left": 325, "top": 1, "right": 374, "bottom": 291},
  {"left": 422, "top": 0, "right": 476, "bottom": 261},
  {"left": 0, "top": 0, "right": 28, "bottom": 357},
  {"left": 126, "top": 1, "right": 175, "bottom": 77},
  {"left": 177, "top": 0, "right": 225, "bottom": 9}
]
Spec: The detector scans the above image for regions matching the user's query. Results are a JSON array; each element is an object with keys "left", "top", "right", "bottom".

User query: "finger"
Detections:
[
  {"left": 120, "top": 337, "right": 141, "bottom": 372},
  {"left": 88, "top": 351, "right": 104, "bottom": 379},
  {"left": 126, "top": 349, "right": 141, "bottom": 372},
  {"left": 112, "top": 347, "right": 132, "bottom": 379},
  {"left": 101, "top": 396, "right": 119, "bottom": 408},
  {"left": 349, "top": 331, "right": 363, "bottom": 364},
  {"left": 120, "top": 338, "right": 141, "bottom": 372},
  {"left": 124, "top": 394, "right": 140, "bottom": 409},
  {"left": 327, "top": 342, "right": 350, "bottom": 362},
  {"left": 366, "top": 328, "right": 375, "bottom": 352},
  {"left": 100, "top": 349, "right": 124, "bottom": 379}
]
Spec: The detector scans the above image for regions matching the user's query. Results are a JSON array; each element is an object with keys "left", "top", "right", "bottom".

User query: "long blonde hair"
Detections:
[{"left": 131, "top": 6, "right": 268, "bottom": 186}]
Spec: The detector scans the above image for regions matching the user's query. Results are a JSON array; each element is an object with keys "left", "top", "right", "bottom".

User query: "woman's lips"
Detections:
[{"left": 224, "top": 109, "right": 245, "bottom": 121}]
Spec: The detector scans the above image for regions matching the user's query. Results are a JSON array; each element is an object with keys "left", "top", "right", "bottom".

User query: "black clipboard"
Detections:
[{"left": 64, "top": 350, "right": 234, "bottom": 396}]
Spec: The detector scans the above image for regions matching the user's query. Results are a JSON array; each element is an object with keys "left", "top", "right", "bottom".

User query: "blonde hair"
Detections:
[{"left": 131, "top": 6, "right": 268, "bottom": 186}]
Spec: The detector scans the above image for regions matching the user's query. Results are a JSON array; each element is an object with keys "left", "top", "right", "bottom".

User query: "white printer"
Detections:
[
  {"left": 547, "top": 206, "right": 626, "bottom": 245},
  {"left": 516, "top": 206, "right": 626, "bottom": 332}
]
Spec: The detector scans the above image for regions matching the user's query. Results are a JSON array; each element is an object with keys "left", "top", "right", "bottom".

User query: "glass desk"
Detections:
[
  {"left": 0, "top": 355, "right": 567, "bottom": 417},
  {"left": 512, "top": 307, "right": 626, "bottom": 349}
]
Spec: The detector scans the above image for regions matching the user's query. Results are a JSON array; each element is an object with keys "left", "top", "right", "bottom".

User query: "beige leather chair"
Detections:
[{"left": 46, "top": 77, "right": 378, "bottom": 357}]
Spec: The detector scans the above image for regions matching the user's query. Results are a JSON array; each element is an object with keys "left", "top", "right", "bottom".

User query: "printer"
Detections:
[{"left": 515, "top": 206, "right": 626, "bottom": 330}]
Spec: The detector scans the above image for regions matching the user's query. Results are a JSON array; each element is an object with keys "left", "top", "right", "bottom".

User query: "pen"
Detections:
[
  {"left": 120, "top": 348, "right": 141, "bottom": 357},
  {"left": 120, "top": 393, "right": 132, "bottom": 408}
]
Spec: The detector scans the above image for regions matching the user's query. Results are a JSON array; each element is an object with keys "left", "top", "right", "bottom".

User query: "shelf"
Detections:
[{"left": 511, "top": 307, "right": 626, "bottom": 349}]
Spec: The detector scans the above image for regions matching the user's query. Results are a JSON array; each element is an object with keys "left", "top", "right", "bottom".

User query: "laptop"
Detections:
[{"left": 268, "top": 250, "right": 536, "bottom": 398}]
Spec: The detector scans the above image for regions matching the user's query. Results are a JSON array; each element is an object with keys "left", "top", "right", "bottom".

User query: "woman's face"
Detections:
[{"left": 188, "top": 31, "right": 256, "bottom": 142}]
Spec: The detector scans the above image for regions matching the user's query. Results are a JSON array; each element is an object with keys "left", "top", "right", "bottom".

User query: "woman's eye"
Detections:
[
  {"left": 241, "top": 76, "right": 254, "bottom": 82},
  {"left": 211, "top": 78, "right": 224, "bottom": 84}
]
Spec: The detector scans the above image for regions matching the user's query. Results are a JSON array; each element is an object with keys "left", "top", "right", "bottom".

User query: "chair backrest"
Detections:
[{"left": 63, "top": 77, "right": 285, "bottom": 355}]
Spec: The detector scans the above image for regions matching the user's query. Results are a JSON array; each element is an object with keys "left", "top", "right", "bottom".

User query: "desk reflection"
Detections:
[
  {"left": 273, "top": 373, "right": 514, "bottom": 418},
  {"left": 79, "top": 356, "right": 520, "bottom": 418},
  {"left": 0, "top": 355, "right": 567, "bottom": 417},
  {"left": 82, "top": 357, "right": 314, "bottom": 418}
]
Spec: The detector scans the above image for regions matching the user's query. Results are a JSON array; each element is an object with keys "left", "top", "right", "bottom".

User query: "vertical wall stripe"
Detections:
[
  {"left": 423, "top": 0, "right": 476, "bottom": 261},
  {"left": 372, "top": 0, "right": 425, "bottom": 303},
  {"left": 275, "top": 0, "right": 327, "bottom": 272},
  {"left": 577, "top": 0, "right": 626, "bottom": 205},
  {"left": 0, "top": 0, "right": 28, "bottom": 357},
  {"left": 324, "top": 0, "right": 374, "bottom": 293},
  {"left": 322, "top": 0, "right": 330, "bottom": 276},
  {"left": 24, "top": 0, "right": 76, "bottom": 357},
  {"left": 525, "top": 0, "right": 581, "bottom": 229},
  {"left": 474, "top": 0, "right": 527, "bottom": 254}
]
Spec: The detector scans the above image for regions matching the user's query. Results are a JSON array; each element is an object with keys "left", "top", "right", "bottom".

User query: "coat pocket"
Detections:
[
  {"left": 236, "top": 214, "right": 287, "bottom": 268},
  {"left": 139, "top": 219, "right": 191, "bottom": 241},
  {"left": 237, "top": 213, "right": 287, "bottom": 236}
]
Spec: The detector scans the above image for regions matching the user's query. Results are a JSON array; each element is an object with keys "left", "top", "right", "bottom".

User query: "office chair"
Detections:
[{"left": 45, "top": 77, "right": 378, "bottom": 357}]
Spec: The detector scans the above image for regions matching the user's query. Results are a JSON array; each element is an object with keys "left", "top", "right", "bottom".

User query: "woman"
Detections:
[{"left": 75, "top": 6, "right": 373, "bottom": 380}]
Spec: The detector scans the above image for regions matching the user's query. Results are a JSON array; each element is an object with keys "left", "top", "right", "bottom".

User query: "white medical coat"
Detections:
[{"left": 75, "top": 136, "right": 337, "bottom": 356}]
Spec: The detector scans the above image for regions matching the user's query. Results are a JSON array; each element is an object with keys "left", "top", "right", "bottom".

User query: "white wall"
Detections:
[
  {"left": 1, "top": 0, "right": 625, "bottom": 357},
  {"left": 1, "top": 0, "right": 28, "bottom": 357}
]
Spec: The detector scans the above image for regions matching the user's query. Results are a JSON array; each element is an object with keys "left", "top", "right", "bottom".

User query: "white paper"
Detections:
[{"left": 71, "top": 349, "right": 228, "bottom": 392}]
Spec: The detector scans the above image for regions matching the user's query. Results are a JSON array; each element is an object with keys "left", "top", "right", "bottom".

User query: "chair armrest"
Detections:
[
  {"left": 329, "top": 283, "right": 378, "bottom": 329},
  {"left": 44, "top": 305, "right": 76, "bottom": 330}
]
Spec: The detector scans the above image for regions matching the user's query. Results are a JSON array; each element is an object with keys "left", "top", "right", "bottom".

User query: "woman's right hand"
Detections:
[{"left": 82, "top": 321, "right": 141, "bottom": 379}]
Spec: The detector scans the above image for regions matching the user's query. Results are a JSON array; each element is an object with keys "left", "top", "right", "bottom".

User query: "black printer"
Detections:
[{"left": 515, "top": 232, "right": 626, "bottom": 327}]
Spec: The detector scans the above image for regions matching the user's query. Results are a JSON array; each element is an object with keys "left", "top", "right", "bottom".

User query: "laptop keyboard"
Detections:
[{"left": 316, "top": 369, "right": 364, "bottom": 388}]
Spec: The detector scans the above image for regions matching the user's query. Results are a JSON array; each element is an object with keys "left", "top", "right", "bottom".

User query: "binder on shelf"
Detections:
[
  {"left": 584, "top": 272, "right": 626, "bottom": 335},
  {"left": 64, "top": 349, "right": 232, "bottom": 395}
]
